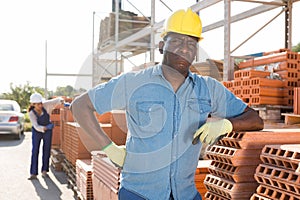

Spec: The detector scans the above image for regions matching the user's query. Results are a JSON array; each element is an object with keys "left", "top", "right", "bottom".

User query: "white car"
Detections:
[{"left": 0, "top": 99, "right": 25, "bottom": 140}]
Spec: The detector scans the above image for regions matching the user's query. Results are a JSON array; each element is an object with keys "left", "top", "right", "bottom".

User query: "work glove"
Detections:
[
  {"left": 102, "top": 142, "right": 126, "bottom": 168},
  {"left": 45, "top": 123, "right": 54, "bottom": 130},
  {"left": 192, "top": 119, "right": 233, "bottom": 145}
]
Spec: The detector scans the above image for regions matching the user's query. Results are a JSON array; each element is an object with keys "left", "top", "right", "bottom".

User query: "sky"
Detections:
[{"left": 0, "top": 0, "right": 299, "bottom": 94}]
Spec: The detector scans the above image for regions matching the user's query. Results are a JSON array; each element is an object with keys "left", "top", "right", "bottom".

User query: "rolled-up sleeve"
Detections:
[
  {"left": 88, "top": 74, "right": 127, "bottom": 114},
  {"left": 43, "top": 97, "right": 63, "bottom": 114}
]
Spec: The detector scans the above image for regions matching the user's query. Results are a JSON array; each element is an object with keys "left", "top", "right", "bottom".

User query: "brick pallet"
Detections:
[
  {"left": 50, "top": 148, "right": 65, "bottom": 171},
  {"left": 204, "top": 130, "right": 300, "bottom": 200},
  {"left": 62, "top": 158, "right": 77, "bottom": 192},
  {"left": 281, "top": 87, "right": 300, "bottom": 125}
]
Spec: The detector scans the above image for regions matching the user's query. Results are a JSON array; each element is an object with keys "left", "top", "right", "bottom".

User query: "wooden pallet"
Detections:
[{"left": 281, "top": 113, "right": 300, "bottom": 125}]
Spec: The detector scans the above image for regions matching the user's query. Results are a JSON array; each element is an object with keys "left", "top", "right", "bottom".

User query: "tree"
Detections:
[
  {"left": 0, "top": 84, "right": 87, "bottom": 110},
  {"left": 53, "top": 85, "right": 86, "bottom": 97},
  {"left": 292, "top": 42, "right": 300, "bottom": 52},
  {"left": 0, "top": 82, "right": 44, "bottom": 110},
  {"left": 54, "top": 85, "right": 75, "bottom": 97}
]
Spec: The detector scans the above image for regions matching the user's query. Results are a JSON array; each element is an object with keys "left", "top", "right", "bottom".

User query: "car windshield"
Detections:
[{"left": 0, "top": 104, "right": 14, "bottom": 111}]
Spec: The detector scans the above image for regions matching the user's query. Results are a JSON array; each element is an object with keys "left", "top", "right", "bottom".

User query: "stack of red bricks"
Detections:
[
  {"left": 92, "top": 152, "right": 120, "bottom": 200},
  {"left": 203, "top": 130, "right": 300, "bottom": 199},
  {"left": 223, "top": 49, "right": 300, "bottom": 106},
  {"left": 76, "top": 159, "right": 94, "bottom": 200},
  {"left": 50, "top": 104, "right": 63, "bottom": 148},
  {"left": 50, "top": 97, "right": 73, "bottom": 149},
  {"left": 251, "top": 144, "right": 300, "bottom": 199},
  {"left": 62, "top": 122, "right": 91, "bottom": 167}
]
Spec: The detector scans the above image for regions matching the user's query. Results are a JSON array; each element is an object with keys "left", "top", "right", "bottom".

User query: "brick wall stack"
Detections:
[
  {"left": 60, "top": 107, "right": 74, "bottom": 153},
  {"left": 250, "top": 144, "right": 300, "bottom": 199},
  {"left": 76, "top": 159, "right": 94, "bottom": 200},
  {"left": 223, "top": 49, "right": 300, "bottom": 107},
  {"left": 92, "top": 152, "right": 120, "bottom": 200},
  {"left": 203, "top": 130, "right": 300, "bottom": 200},
  {"left": 62, "top": 122, "right": 91, "bottom": 167}
]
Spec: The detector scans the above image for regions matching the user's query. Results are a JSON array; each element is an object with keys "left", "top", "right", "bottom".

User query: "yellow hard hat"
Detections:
[{"left": 161, "top": 8, "right": 203, "bottom": 41}]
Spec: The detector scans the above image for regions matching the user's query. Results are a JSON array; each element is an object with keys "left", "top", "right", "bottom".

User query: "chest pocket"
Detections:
[
  {"left": 187, "top": 98, "right": 211, "bottom": 126},
  {"left": 135, "top": 101, "right": 166, "bottom": 137}
]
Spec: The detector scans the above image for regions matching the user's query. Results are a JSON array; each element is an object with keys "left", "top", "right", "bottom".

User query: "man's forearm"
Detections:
[
  {"left": 70, "top": 92, "right": 111, "bottom": 151},
  {"left": 228, "top": 107, "right": 264, "bottom": 131}
]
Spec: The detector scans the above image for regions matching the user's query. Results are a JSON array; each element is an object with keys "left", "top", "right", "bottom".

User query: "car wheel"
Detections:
[{"left": 15, "top": 131, "right": 21, "bottom": 140}]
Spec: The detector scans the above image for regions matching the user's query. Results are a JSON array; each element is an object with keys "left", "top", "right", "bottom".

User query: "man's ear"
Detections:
[{"left": 158, "top": 41, "right": 164, "bottom": 54}]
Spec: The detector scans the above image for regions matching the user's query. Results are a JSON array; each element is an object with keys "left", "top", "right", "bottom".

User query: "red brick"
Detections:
[
  {"left": 216, "top": 131, "right": 300, "bottom": 149},
  {"left": 208, "top": 160, "right": 257, "bottom": 182},
  {"left": 239, "top": 52, "right": 299, "bottom": 69},
  {"left": 256, "top": 184, "right": 300, "bottom": 200},
  {"left": 260, "top": 144, "right": 300, "bottom": 172},
  {"left": 233, "top": 80, "right": 242, "bottom": 87},
  {"left": 250, "top": 87, "right": 287, "bottom": 97},
  {"left": 241, "top": 87, "right": 251, "bottom": 98},
  {"left": 205, "top": 191, "right": 230, "bottom": 200},
  {"left": 241, "top": 70, "right": 270, "bottom": 79},
  {"left": 250, "top": 95, "right": 287, "bottom": 105},
  {"left": 222, "top": 81, "right": 234, "bottom": 89},
  {"left": 250, "top": 78, "right": 284, "bottom": 88},
  {"left": 283, "top": 80, "right": 299, "bottom": 88},
  {"left": 274, "top": 61, "right": 299, "bottom": 72},
  {"left": 205, "top": 145, "right": 262, "bottom": 166},
  {"left": 234, "top": 70, "right": 243, "bottom": 80}
]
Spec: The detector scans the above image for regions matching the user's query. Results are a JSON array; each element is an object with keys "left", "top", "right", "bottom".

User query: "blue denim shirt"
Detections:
[{"left": 88, "top": 65, "right": 247, "bottom": 200}]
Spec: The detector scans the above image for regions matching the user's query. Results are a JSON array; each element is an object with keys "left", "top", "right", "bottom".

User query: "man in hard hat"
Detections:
[{"left": 70, "top": 8, "right": 263, "bottom": 199}]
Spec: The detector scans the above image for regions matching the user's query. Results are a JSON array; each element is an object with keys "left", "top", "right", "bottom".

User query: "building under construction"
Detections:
[{"left": 49, "top": 0, "right": 300, "bottom": 199}]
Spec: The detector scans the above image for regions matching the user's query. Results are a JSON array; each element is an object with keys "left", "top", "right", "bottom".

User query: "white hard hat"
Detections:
[{"left": 30, "top": 93, "right": 44, "bottom": 103}]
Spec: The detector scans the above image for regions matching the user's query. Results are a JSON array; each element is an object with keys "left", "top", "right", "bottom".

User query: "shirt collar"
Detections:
[{"left": 152, "top": 64, "right": 196, "bottom": 84}]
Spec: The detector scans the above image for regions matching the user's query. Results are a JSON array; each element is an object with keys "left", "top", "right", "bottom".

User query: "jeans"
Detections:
[{"left": 119, "top": 187, "right": 202, "bottom": 200}]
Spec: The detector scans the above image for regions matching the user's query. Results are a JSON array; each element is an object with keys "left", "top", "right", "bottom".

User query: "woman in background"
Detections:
[{"left": 28, "top": 93, "right": 64, "bottom": 180}]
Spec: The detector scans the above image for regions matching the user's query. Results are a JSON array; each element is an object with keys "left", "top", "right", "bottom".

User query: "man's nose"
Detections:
[{"left": 180, "top": 41, "right": 189, "bottom": 54}]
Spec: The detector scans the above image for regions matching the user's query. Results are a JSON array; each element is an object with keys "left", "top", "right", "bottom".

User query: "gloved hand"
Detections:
[
  {"left": 192, "top": 119, "right": 233, "bottom": 145},
  {"left": 45, "top": 123, "right": 54, "bottom": 130},
  {"left": 102, "top": 142, "right": 126, "bottom": 168}
]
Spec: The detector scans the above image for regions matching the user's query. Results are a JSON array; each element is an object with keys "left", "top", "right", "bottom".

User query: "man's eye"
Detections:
[
  {"left": 188, "top": 42, "right": 197, "bottom": 48},
  {"left": 188, "top": 41, "right": 197, "bottom": 47}
]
